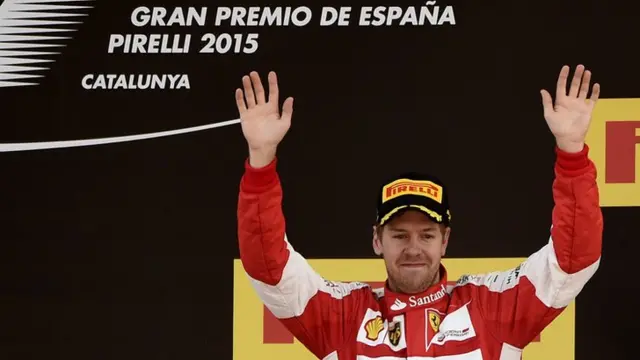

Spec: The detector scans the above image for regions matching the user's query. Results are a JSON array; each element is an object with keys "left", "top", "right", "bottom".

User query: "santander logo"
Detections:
[
  {"left": 389, "top": 284, "right": 448, "bottom": 312},
  {"left": 389, "top": 299, "right": 407, "bottom": 311},
  {"left": 409, "top": 284, "right": 447, "bottom": 307}
]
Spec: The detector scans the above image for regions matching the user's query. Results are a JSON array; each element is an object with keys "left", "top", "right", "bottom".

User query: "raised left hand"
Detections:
[{"left": 540, "top": 65, "right": 601, "bottom": 153}]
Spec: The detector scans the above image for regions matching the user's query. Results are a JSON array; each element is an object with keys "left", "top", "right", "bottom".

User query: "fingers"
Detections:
[
  {"left": 242, "top": 75, "right": 256, "bottom": 108},
  {"left": 250, "top": 71, "right": 266, "bottom": 105},
  {"left": 267, "top": 71, "right": 279, "bottom": 105},
  {"left": 235, "top": 88, "right": 247, "bottom": 114},
  {"left": 557, "top": 64, "right": 597, "bottom": 101},
  {"left": 590, "top": 83, "right": 601, "bottom": 106},
  {"left": 280, "top": 97, "right": 294, "bottom": 123},
  {"left": 568, "top": 64, "right": 585, "bottom": 97},
  {"left": 238, "top": 70, "right": 289, "bottom": 115},
  {"left": 540, "top": 89, "right": 554, "bottom": 116},
  {"left": 578, "top": 70, "right": 591, "bottom": 100},
  {"left": 556, "top": 65, "right": 570, "bottom": 98}
]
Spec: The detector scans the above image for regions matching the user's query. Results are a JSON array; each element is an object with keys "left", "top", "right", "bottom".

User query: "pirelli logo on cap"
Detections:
[{"left": 382, "top": 179, "right": 443, "bottom": 204}]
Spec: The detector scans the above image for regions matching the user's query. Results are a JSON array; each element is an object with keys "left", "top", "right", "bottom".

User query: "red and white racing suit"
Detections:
[{"left": 237, "top": 146, "right": 602, "bottom": 359}]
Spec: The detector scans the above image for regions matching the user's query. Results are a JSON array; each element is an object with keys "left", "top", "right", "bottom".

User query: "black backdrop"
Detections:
[{"left": 1, "top": 0, "right": 638, "bottom": 359}]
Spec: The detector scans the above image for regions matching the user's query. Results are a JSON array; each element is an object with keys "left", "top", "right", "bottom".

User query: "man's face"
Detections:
[{"left": 373, "top": 210, "right": 450, "bottom": 294}]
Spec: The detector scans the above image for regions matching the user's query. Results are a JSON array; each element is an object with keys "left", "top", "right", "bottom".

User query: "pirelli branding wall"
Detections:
[{"left": 1, "top": 2, "right": 638, "bottom": 360}]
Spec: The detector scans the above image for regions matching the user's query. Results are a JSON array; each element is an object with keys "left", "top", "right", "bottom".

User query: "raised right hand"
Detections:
[{"left": 235, "top": 71, "right": 294, "bottom": 167}]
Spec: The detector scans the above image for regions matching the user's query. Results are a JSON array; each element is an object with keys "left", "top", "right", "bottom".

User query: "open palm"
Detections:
[
  {"left": 235, "top": 71, "right": 293, "bottom": 151},
  {"left": 540, "top": 65, "right": 600, "bottom": 152}
]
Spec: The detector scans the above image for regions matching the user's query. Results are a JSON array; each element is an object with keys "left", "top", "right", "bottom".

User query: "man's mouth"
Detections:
[{"left": 399, "top": 263, "right": 426, "bottom": 268}]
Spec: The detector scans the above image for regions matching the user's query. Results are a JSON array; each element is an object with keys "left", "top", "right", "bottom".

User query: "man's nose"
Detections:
[
  {"left": 405, "top": 247, "right": 422, "bottom": 257},
  {"left": 404, "top": 236, "right": 423, "bottom": 255}
]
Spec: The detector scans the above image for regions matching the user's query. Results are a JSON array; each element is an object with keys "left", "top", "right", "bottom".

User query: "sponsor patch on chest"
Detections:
[
  {"left": 356, "top": 308, "right": 406, "bottom": 351},
  {"left": 355, "top": 304, "right": 477, "bottom": 354},
  {"left": 429, "top": 303, "right": 477, "bottom": 347}
]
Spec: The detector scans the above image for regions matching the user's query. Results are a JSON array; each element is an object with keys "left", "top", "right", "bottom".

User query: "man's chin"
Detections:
[{"left": 398, "top": 267, "right": 430, "bottom": 279}]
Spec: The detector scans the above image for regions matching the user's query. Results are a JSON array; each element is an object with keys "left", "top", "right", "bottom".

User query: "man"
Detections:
[{"left": 235, "top": 65, "right": 602, "bottom": 359}]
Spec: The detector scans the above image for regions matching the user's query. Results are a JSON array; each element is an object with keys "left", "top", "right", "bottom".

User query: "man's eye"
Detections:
[
  {"left": 393, "top": 235, "right": 408, "bottom": 240},
  {"left": 422, "top": 234, "right": 435, "bottom": 240}
]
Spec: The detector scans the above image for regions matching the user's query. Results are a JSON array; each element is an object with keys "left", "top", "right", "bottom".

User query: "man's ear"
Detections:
[
  {"left": 372, "top": 225, "right": 383, "bottom": 256},
  {"left": 441, "top": 226, "right": 451, "bottom": 257}
]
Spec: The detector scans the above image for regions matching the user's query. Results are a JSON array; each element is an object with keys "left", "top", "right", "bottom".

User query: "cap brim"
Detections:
[{"left": 378, "top": 204, "right": 445, "bottom": 226}]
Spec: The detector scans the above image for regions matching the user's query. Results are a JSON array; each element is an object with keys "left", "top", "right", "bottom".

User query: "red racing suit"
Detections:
[{"left": 237, "top": 146, "right": 602, "bottom": 360}]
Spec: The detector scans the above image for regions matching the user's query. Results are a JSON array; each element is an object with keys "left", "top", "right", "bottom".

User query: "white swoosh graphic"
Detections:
[{"left": 0, "top": 119, "right": 241, "bottom": 152}]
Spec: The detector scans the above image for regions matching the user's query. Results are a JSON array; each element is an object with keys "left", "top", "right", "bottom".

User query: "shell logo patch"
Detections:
[{"left": 364, "top": 316, "right": 384, "bottom": 341}]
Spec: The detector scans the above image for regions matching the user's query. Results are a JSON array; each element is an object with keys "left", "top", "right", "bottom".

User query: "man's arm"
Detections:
[
  {"left": 458, "top": 145, "right": 602, "bottom": 348},
  {"left": 455, "top": 64, "right": 603, "bottom": 348},
  {"left": 238, "top": 157, "right": 368, "bottom": 358}
]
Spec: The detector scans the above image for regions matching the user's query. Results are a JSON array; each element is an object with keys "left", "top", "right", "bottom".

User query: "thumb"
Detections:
[
  {"left": 540, "top": 89, "right": 554, "bottom": 116},
  {"left": 280, "top": 97, "right": 294, "bottom": 122}
]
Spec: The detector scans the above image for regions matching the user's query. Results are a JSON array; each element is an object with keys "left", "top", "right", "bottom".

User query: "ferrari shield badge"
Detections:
[{"left": 428, "top": 310, "right": 442, "bottom": 333}]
